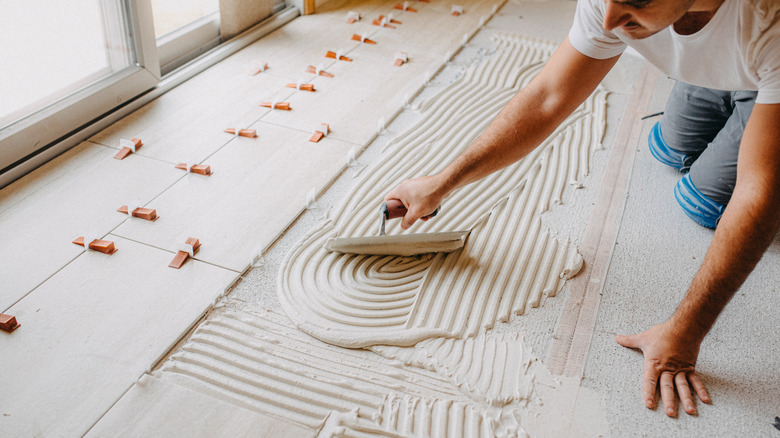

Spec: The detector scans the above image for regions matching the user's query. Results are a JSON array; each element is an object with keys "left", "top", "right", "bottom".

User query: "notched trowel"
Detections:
[{"left": 325, "top": 199, "right": 470, "bottom": 256}]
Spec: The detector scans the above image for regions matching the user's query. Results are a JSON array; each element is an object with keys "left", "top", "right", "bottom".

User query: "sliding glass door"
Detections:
[
  {"left": 152, "top": 0, "right": 221, "bottom": 74},
  {"left": 0, "top": 0, "right": 290, "bottom": 178},
  {"left": 0, "top": 0, "right": 160, "bottom": 172}
]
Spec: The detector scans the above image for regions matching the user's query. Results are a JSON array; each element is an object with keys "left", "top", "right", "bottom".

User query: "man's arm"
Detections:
[
  {"left": 385, "top": 38, "right": 620, "bottom": 229},
  {"left": 617, "top": 102, "right": 780, "bottom": 416}
]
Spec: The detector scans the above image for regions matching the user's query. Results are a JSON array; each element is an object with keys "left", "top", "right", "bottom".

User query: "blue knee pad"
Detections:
[
  {"left": 674, "top": 174, "right": 725, "bottom": 229},
  {"left": 648, "top": 122, "right": 693, "bottom": 172}
]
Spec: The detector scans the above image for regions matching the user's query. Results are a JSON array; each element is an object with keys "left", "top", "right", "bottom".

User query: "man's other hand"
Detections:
[
  {"left": 385, "top": 175, "right": 446, "bottom": 229},
  {"left": 616, "top": 321, "right": 711, "bottom": 417}
]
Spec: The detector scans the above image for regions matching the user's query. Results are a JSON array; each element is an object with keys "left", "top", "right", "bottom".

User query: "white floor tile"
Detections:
[
  {"left": 0, "top": 142, "right": 183, "bottom": 310},
  {"left": 89, "top": 67, "right": 289, "bottom": 165},
  {"left": 260, "top": 48, "right": 436, "bottom": 145},
  {"left": 113, "top": 121, "right": 354, "bottom": 271},
  {"left": 86, "top": 374, "right": 314, "bottom": 438},
  {"left": 0, "top": 236, "right": 238, "bottom": 437}
]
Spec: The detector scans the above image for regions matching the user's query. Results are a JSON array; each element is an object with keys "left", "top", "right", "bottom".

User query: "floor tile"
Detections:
[
  {"left": 86, "top": 375, "right": 314, "bottom": 438},
  {"left": 486, "top": 0, "right": 575, "bottom": 40},
  {"left": 369, "top": 0, "right": 503, "bottom": 54},
  {"left": 260, "top": 47, "right": 436, "bottom": 145},
  {"left": 0, "top": 236, "right": 238, "bottom": 437},
  {"left": 89, "top": 66, "right": 289, "bottom": 165},
  {"left": 113, "top": 121, "right": 354, "bottom": 271},
  {"left": 224, "top": 12, "right": 364, "bottom": 82},
  {"left": 0, "top": 142, "right": 182, "bottom": 310}
]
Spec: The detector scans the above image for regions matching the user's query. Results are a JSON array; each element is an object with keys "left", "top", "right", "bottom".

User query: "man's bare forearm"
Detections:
[
  {"left": 433, "top": 39, "right": 620, "bottom": 198},
  {"left": 671, "top": 103, "right": 780, "bottom": 342},
  {"left": 672, "top": 190, "right": 780, "bottom": 341}
]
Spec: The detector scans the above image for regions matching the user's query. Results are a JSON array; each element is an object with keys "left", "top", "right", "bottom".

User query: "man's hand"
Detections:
[
  {"left": 616, "top": 322, "right": 711, "bottom": 417},
  {"left": 385, "top": 175, "right": 447, "bottom": 229}
]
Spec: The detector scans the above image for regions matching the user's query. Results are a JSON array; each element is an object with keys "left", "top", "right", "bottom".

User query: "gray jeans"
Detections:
[{"left": 659, "top": 81, "right": 757, "bottom": 205}]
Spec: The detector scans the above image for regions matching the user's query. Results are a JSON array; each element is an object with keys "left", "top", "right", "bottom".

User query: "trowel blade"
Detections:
[{"left": 325, "top": 230, "right": 470, "bottom": 256}]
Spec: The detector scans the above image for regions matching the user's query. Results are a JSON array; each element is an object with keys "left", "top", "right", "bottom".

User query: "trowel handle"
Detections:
[{"left": 382, "top": 199, "right": 439, "bottom": 220}]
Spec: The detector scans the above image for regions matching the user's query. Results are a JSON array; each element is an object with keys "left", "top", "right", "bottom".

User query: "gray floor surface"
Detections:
[{"left": 583, "top": 75, "right": 780, "bottom": 437}]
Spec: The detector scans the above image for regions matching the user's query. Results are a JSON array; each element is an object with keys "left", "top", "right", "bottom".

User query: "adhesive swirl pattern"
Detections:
[
  {"left": 160, "top": 308, "right": 550, "bottom": 437},
  {"left": 280, "top": 33, "right": 607, "bottom": 349}
]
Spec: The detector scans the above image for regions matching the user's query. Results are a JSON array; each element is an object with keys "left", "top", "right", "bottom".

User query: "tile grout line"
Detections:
[
  {"left": 82, "top": 302, "right": 225, "bottom": 437},
  {"left": 81, "top": 378, "right": 140, "bottom": 437},
  {"left": 2, "top": 252, "right": 83, "bottom": 314},
  {"left": 108, "top": 232, "right": 241, "bottom": 273},
  {"left": 254, "top": 119, "right": 368, "bottom": 145}
]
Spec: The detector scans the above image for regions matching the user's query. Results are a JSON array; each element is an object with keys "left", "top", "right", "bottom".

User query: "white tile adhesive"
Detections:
[
  {"left": 279, "top": 33, "right": 606, "bottom": 349},
  {"left": 156, "top": 33, "right": 611, "bottom": 437},
  {"left": 158, "top": 307, "right": 608, "bottom": 437}
]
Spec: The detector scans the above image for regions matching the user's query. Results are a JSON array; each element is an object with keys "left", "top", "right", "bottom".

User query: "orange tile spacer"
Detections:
[
  {"left": 351, "top": 34, "right": 377, "bottom": 44},
  {"left": 372, "top": 16, "right": 397, "bottom": 28},
  {"left": 175, "top": 163, "right": 213, "bottom": 176},
  {"left": 286, "top": 83, "right": 315, "bottom": 92},
  {"left": 451, "top": 5, "right": 463, "bottom": 15},
  {"left": 325, "top": 51, "right": 353, "bottom": 62},
  {"left": 346, "top": 11, "right": 360, "bottom": 23},
  {"left": 169, "top": 237, "right": 201, "bottom": 269},
  {"left": 260, "top": 102, "right": 292, "bottom": 110},
  {"left": 309, "top": 123, "right": 330, "bottom": 143},
  {"left": 114, "top": 138, "right": 143, "bottom": 160},
  {"left": 117, "top": 205, "right": 158, "bottom": 221},
  {"left": 0, "top": 313, "right": 20, "bottom": 333},
  {"left": 73, "top": 236, "right": 118, "bottom": 255},
  {"left": 250, "top": 62, "right": 268, "bottom": 75},
  {"left": 224, "top": 128, "right": 258, "bottom": 138},
  {"left": 394, "top": 2, "right": 417, "bottom": 12},
  {"left": 306, "top": 65, "right": 334, "bottom": 77},
  {"left": 394, "top": 52, "right": 408, "bottom": 66}
]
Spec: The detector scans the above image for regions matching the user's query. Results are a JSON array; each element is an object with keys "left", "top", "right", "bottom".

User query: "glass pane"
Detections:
[
  {"left": 151, "top": 0, "right": 219, "bottom": 39},
  {"left": 0, "top": 0, "right": 134, "bottom": 129}
]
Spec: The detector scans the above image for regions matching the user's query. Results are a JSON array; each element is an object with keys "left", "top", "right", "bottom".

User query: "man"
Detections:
[{"left": 385, "top": 0, "right": 780, "bottom": 417}]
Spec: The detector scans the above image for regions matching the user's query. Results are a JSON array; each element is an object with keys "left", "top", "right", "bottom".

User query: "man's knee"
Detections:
[
  {"left": 648, "top": 121, "right": 696, "bottom": 172},
  {"left": 674, "top": 173, "right": 725, "bottom": 229}
]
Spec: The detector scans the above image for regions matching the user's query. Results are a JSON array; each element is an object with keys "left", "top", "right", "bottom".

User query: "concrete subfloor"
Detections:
[{"left": 583, "top": 75, "right": 780, "bottom": 435}]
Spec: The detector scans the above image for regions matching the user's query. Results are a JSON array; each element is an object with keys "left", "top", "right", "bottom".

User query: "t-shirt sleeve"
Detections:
[
  {"left": 754, "top": 16, "right": 780, "bottom": 104},
  {"left": 568, "top": 0, "right": 627, "bottom": 59}
]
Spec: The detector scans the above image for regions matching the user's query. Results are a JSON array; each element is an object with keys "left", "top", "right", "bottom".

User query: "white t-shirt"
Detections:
[{"left": 569, "top": 0, "right": 780, "bottom": 104}]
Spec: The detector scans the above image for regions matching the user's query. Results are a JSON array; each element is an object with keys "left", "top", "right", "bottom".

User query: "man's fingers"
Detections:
[
  {"left": 675, "top": 372, "right": 697, "bottom": 415},
  {"left": 687, "top": 372, "right": 711, "bottom": 404},
  {"left": 400, "top": 215, "right": 417, "bottom": 230},
  {"left": 383, "top": 189, "right": 401, "bottom": 203},
  {"left": 642, "top": 361, "right": 659, "bottom": 409},
  {"left": 615, "top": 333, "right": 640, "bottom": 349},
  {"left": 660, "top": 372, "right": 677, "bottom": 417}
]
